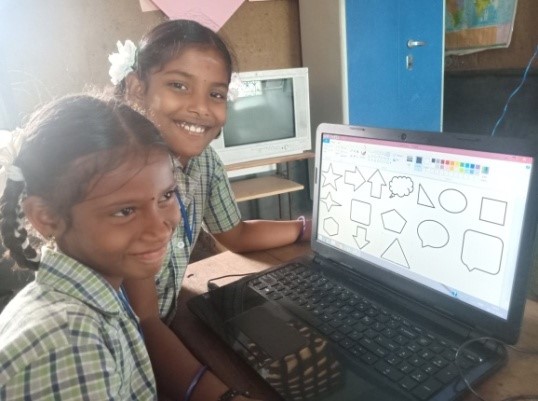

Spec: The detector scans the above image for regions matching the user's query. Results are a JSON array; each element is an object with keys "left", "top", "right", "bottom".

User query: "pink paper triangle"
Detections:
[{"left": 151, "top": 0, "right": 245, "bottom": 31}]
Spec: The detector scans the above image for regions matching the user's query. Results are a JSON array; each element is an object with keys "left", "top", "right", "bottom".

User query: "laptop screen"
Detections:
[{"left": 314, "top": 128, "right": 534, "bottom": 321}]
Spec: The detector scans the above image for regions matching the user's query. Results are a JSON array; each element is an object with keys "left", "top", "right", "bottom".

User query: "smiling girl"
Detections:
[
  {"left": 0, "top": 94, "right": 180, "bottom": 399},
  {"left": 109, "top": 19, "right": 305, "bottom": 401}
]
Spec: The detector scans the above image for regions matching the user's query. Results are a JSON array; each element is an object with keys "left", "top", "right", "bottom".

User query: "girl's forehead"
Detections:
[
  {"left": 156, "top": 45, "right": 230, "bottom": 77},
  {"left": 80, "top": 148, "right": 171, "bottom": 200}
]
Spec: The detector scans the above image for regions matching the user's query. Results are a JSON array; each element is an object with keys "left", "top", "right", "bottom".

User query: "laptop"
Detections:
[{"left": 188, "top": 123, "right": 538, "bottom": 401}]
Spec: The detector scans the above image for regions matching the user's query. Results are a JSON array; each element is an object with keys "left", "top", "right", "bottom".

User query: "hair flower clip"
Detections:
[
  {"left": 227, "top": 72, "right": 242, "bottom": 102},
  {"left": 0, "top": 129, "right": 25, "bottom": 193},
  {"left": 108, "top": 40, "right": 137, "bottom": 85}
]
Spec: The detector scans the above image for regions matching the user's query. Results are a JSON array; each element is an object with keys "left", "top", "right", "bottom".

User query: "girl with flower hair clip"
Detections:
[
  {"left": 0, "top": 94, "right": 181, "bottom": 399},
  {"left": 109, "top": 19, "right": 308, "bottom": 401}
]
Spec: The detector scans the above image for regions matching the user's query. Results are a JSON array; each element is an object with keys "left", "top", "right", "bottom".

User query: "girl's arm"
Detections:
[
  {"left": 122, "top": 277, "right": 257, "bottom": 401},
  {"left": 213, "top": 219, "right": 311, "bottom": 253},
  {"left": 205, "top": 148, "right": 311, "bottom": 254}
]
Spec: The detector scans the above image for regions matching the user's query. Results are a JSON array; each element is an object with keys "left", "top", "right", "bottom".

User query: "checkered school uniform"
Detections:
[
  {"left": 157, "top": 146, "right": 241, "bottom": 322},
  {"left": 0, "top": 247, "right": 157, "bottom": 400}
]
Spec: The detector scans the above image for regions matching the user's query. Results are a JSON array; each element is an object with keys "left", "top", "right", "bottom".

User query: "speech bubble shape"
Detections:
[
  {"left": 417, "top": 220, "right": 449, "bottom": 248},
  {"left": 461, "top": 230, "right": 503, "bottom": 275},
  {"left": 389, "top": 176, "right": 413, "bottom": 198}
]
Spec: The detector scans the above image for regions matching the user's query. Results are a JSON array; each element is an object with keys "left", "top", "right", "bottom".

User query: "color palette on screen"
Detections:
[{"left": 429, "top": 158, "right": 489, "bottom": 175}]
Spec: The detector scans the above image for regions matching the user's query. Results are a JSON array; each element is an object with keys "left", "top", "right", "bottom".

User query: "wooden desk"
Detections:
[{"left": 171, "top": 244, "right": 538, "bottom": 400}]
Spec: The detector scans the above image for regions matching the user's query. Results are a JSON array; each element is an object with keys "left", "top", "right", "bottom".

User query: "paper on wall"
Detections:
[
  {"left": 151, "top": 0, "right": 245, "bottom": 31},
  {"left": 139, "top": 0, "right": 159, "bottom": 12}
]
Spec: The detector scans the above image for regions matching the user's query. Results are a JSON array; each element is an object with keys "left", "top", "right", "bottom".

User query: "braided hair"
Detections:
[
  {"left": 0, "top": 94, "right": 168, "bottom": 270},
  {"left": 114, "top": 19, "right": 235, "bottom": 98}
]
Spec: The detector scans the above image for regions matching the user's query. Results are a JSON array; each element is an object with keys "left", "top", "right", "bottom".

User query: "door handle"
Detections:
[{"left": 407, "top": 39, "right": 426, "bottom": 48}]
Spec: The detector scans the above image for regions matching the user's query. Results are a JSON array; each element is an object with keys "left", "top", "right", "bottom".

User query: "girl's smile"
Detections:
[
  {"left": 177, "top": 121, "right": 208, "bottom": 135},
  {"left": 130, "top": 243, "right": 169, "bottom": 264},
  {"left": 134, "top": 45, "right": 229, "bottom": 166}
]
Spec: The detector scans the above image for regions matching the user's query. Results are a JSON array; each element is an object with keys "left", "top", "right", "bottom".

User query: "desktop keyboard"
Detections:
[{"left": 248, "top": 262, "right": 488, "bottom": 400}]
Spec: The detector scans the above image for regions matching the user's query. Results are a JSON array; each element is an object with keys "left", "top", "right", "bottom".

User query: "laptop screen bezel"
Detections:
[{"left": 311, "top": 123, "right": 538, "bottom": 345}]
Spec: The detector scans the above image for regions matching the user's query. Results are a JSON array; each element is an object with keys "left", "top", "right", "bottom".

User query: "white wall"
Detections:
[{"left": 0, "top": 0, "right": 165, "bottom": 128}]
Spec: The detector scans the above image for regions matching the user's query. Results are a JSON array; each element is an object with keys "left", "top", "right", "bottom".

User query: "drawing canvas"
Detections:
[{"left": 316, "top": 132, "right": 530, "bottom": 320}]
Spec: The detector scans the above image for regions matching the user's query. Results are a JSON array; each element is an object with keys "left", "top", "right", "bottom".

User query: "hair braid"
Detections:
[{"left": 0, "top": 179, "right": 39, "bottom": 270}]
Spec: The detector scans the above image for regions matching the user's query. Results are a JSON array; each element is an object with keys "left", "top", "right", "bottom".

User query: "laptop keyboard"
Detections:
[{"left": 248, "top": 262, "right": 487, "bottom": 400}]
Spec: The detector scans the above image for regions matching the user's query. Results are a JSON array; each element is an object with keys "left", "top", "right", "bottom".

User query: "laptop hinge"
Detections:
[
  {"left": 467, "top": 330, "right": 500, "bottom": 352},
  {"left": 313, "top": 254, "right": 339, "bottom": 269}
]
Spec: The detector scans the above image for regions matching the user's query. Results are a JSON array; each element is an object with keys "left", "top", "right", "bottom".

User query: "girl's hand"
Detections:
[
  {"left": 302, "top": 218, "right": 312, "bottom": 242},
  {"left": 296, "top": 216, "right": 312, "bottom": 243}
]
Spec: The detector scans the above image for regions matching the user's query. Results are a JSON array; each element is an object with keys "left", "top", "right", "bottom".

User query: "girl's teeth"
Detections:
[{"left": 179, "top": 122, "right": 205, "bottom": 134}]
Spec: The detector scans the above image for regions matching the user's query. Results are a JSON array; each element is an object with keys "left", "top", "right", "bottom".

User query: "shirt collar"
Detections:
[{"left": 36, "top": 247, "right": 122, "bottom": 316}]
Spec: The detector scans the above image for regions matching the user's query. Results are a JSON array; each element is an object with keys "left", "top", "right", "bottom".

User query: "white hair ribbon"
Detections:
[
  {"left": 108, "top": 40, "right": 137, "bottom": 85},
  {"left": 0, "top": 129, "right": 25, "bottom": 193}
]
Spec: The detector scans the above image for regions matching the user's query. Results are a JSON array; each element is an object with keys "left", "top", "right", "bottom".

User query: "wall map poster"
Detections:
[{"left": 445, "top": 0, "right": 518, "bottom": 54}]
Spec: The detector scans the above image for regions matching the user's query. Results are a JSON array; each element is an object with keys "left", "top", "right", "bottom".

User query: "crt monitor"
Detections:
[{"left": 211, "top": 67, "right": 311, "bottom": 166}]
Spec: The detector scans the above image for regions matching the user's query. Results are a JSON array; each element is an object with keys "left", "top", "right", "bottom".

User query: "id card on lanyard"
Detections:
[{"left": 174, "top": 188, "right": 195, "bottom": 246}]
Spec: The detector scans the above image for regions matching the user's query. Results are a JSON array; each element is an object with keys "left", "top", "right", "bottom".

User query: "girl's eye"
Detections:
[
  {"left": 113, "top": 207, "right": 135, "bottom": 217},
  {"left": 160, "top": 189, "right": 176, "bottom": 203},
  {"left": 211, "top": 91, "right": 228, "bottom": 101},
  {"left": 170, "top": 82, "right": 187, "bottom": 91}
]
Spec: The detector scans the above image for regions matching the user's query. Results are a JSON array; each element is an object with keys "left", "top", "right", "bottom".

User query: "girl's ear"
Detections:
[
  {"left": 22, "top": 196, "right": 64, "bottom": 239},
  {"left": 125, "top": 73, "right": 147, "bottom": 107}
]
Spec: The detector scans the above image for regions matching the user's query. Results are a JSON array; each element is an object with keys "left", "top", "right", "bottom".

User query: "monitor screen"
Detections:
[
  {"left": 212, "top": 67, "right": 311, "bottom": 167},
  {"left": 224, "top": 77, "right": 295, "bottom": 147}
]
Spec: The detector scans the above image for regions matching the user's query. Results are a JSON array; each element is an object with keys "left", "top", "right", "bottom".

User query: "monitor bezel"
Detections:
[{"left": 212, "top": 67, "right": 312, "bottom": 166}]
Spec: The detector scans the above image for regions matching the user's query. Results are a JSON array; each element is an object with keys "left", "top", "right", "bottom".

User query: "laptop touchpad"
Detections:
[{"left": 228, "top": 305, "right": 307, "bottom": 360}]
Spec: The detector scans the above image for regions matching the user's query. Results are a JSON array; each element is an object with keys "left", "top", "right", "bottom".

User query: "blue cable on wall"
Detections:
[{"left": 491, "top": 45, "right": 538, "bottom": 136}]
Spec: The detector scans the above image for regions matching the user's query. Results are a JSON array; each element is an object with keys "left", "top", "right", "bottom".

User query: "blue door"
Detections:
[{"left": 345, "top": 0, "right": 444, "bottom": 131}]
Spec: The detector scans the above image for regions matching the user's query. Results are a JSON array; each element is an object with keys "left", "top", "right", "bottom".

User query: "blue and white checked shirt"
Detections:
[
  {"left": 157, "top": 146, "right": 241, "bottom": 322},
  {"left": 0, "top": 247, "right": 157, "bottom": 400}
]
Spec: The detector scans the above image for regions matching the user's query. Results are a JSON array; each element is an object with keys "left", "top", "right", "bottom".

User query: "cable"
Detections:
[
  {"left": 207, "top": 273, "right": 254, "bottom": 290},
  {"left": 454, "top": 335, "right": 538, "bottom": 401},
  {"left": 491, "top": 45, "right": 538, "bottom": 136}
]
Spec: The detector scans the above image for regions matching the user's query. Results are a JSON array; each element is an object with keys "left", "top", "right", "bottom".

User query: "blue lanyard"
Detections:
[
  {"left": 174, "top": 188, "right": 194, "bottom": 246},
  {"left": 118, "top": 286, "right": 144, "bottom": 341}
]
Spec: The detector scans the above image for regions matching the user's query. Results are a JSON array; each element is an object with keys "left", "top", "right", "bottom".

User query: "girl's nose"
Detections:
[
  {"left": 187, "top": 91, "right": 209, "bottom": 116},
  {"left": 144, "top": 205, "right": 180, "bottom": 239}
]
